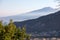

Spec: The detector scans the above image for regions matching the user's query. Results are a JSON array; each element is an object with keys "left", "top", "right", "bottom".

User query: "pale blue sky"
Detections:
[{"left": 0, "top": 0, "right": 58, "bottom": 17}]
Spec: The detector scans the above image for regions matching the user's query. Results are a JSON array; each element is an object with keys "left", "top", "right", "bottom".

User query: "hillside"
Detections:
[{"left": 14, "top": 11, "right": 60, "bottom": 36}]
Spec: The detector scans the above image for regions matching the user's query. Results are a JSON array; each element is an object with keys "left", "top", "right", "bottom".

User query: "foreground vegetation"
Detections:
[{"left": 0, "top": 19, "right": 30, "bottom": 40}]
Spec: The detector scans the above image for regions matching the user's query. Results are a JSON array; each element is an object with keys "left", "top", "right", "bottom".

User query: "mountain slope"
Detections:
[
  {"left": 0, "top": 7, "right": 56, "bottom": 23},
  {"left": 14, "top": 11, "right": 60, "bottom": 36}
]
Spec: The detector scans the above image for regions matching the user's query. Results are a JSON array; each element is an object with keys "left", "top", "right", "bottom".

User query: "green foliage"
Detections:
[
  {"left": 0, "top": 19, "right": 30, "bottom": 40},
  {"left": 26, "top": 35, "right": 30, "bottom": 40}
]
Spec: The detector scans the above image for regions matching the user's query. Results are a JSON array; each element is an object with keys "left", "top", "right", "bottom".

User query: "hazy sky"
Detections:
[{"left": 0, "top": 0, "right": 58, "bottom": 17}]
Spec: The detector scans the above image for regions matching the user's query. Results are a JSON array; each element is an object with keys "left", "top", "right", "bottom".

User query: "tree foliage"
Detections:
[{"left": 0, "top": 19, "right": 30, "bottom": 40}]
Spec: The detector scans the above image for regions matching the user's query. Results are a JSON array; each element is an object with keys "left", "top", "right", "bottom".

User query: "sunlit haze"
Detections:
[{"left": 0, "top": 0, "right": 58, "bottom": 17}]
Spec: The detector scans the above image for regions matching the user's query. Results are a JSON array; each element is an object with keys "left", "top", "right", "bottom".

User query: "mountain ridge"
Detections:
[
  {"left": 14, "top": 11, "right": 60, "bottom": 36},
  {"left": 0, "top": 7, "right": 57, "bottom": 23}
]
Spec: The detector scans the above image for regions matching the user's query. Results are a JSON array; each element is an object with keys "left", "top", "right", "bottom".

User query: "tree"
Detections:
[
  {"left": 8, "top": 19, "right": 16, "bottom": 37},
  {"left": 26, "top": 35, "right": 30, "bottom": 40},
  {"left": 0, "top": 20, "right": 5, "bottom": 40},
  {"left": 3, "top": 33, "right": 11, "bottom": 40},
  {"left": 0, "top": 20, "right": 30, "bottom": 40},
  {"left": 13, "top": 27, "right": 21, "bottom": 40},
  {"left": 55, "top": 0, "right": 60, "bottom": 9},
  {"left": 56, "top": 0, "right": 60, "bottom": 3},
  {"left": 20, "top": 26, "right": 26, "bottom": 40}
]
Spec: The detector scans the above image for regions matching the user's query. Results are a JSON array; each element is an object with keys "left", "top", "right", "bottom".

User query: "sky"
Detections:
[{"left": 0, "top": 0, "right": 58, "bottom": 17}]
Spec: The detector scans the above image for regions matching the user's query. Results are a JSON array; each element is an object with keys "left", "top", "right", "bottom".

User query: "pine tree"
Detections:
[
  {"left": 0, "top": 20, "right": 3, "bottom": 32},
  {"left": 0, "top": 19, "right": 30, "bottom": 40},
  {"left": 26, "top": 35, "right": 30, "bottom": 40},
  {"left": 8, "top": 19, "right": 16, "bottom": 37},
  {"left": 3, "top": 33, "right": 11, "bottom": 40},
  {"left": 20, "top": 26, "right": 26, "bottom": 40},
  {"left": 0, "top": 20, "right": 5, "bottom": 40},
  {"left": 13, "top": 27, "right": 21, "bottom": 40}
]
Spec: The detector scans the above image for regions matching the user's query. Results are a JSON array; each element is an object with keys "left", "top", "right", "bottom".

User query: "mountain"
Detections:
[
  {"left": 30, "top": 7, "right": 56, "bottom": 13},
  {"left": 0, "top": 7, "right": 57, "bottom": 23},
  {"left": 14, "top": 11, "right": 60, "bottom": 36}
]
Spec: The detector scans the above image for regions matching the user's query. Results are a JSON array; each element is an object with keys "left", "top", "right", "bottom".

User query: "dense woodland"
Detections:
[{"left": 0, "top": 19, "right": 30, "bottom": 40}]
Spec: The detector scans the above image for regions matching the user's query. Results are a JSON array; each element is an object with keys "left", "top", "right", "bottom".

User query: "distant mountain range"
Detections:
[
  {"left": 14, "top": 11, "right": 60, "bottom": 36},
  {"left": 0, "top": 7, "right": 57, "bottom": 23}
]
